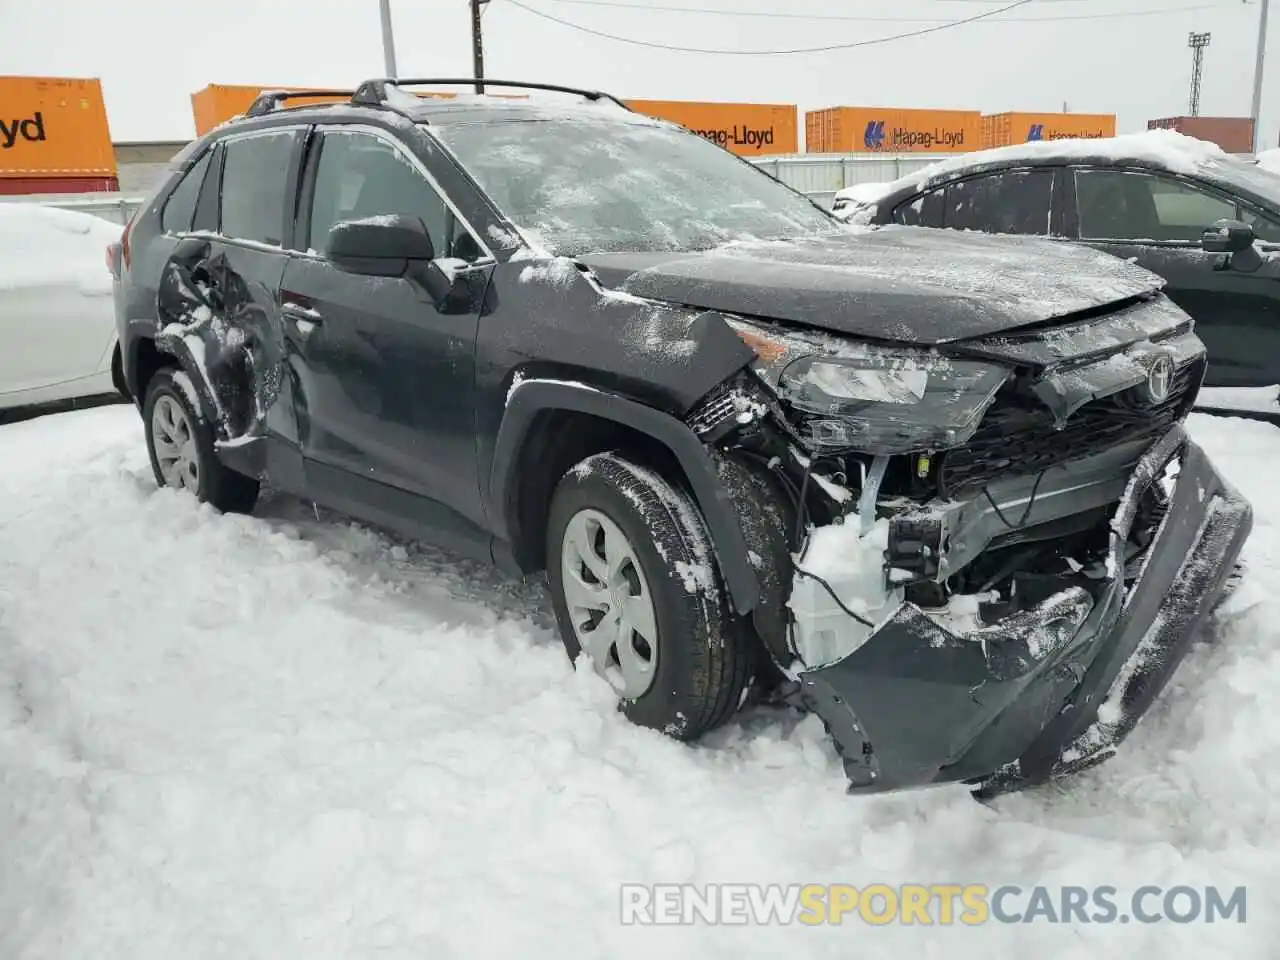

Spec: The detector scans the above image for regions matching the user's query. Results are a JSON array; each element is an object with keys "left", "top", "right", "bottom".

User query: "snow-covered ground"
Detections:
[{"left": 1, "top": 405, "right": 1276, "bottom": 958}]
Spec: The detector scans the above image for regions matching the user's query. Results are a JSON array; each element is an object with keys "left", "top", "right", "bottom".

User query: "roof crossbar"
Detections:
[
  {"left": 243, "top": 89, "right": 357, "bottom": 118},
  {"left": 350, "top": 78, "right": 632, "bottom": 113}
]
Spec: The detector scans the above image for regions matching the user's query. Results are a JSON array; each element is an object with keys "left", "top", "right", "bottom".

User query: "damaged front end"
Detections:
[{"left": 688, "top": 297, "right": 1253, "bottom": 796}]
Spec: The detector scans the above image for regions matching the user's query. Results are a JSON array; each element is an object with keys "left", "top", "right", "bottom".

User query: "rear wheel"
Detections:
[
  {"left": 546, "top": 452, "right": 752, "bottom": 739},
  {"left": 143, "top": 369, "right": 259, "bottom": 514}
]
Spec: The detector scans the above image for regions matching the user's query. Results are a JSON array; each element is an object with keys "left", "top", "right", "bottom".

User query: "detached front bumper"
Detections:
[{"left": 789, "top": 424, "right": 1253, "bottom": 796}]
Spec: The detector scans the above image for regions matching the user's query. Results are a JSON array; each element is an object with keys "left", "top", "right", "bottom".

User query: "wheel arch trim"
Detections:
[{"left": 490, "top": 378, "right": 760, "bottom": 615}]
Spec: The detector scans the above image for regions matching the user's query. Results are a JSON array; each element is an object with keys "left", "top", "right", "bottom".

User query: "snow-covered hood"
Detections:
[{"left": 578, "top": 226, "right": 1165, "bottom": 345}]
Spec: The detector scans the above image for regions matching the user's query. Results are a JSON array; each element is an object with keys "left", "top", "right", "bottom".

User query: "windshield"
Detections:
[{"left": 429, "top": 117, "right": 843, "bottom": 256}]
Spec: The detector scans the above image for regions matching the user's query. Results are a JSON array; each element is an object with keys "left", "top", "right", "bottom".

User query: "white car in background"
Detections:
[
  {"left": 0, "top": 202, "right": 124, "bottom": 417},
  {"left": 830, "top": 180, "right": 895, "bottom": 221}
]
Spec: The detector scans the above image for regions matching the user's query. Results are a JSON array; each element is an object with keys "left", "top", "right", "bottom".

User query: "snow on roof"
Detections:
[
  {"left": 899, "top": 129, "right": 1241, "bottom": 191},
  {"left": 0, "top": 202, "right": 122, "bottom": 294}
]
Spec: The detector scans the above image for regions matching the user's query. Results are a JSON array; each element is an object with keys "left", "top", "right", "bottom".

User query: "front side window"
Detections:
[
  {"left": 429, "top": 117, "right": 841, "bottom": 256},
  {"left": 944, "top": 169, "right": 1054, "bottom": 236},
  {"left": 1075, "top": 169, "right": 1235, "bottom": 243},
  {"left": 219, "top": 131, "right": 296, "bottom": 245},
  {"left": 893, "top": 189, "right": 944, "bottom": 228},
  {"left": 307, "top": 130, "right": 449, "bottom": 256},
  {"left": 161, "top": 149, "right": 213, "bottom": 235}
]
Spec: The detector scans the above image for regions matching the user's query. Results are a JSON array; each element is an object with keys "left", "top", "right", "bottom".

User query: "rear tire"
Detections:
[
  {"left": 546, "top": 452, "right": 752, "bottom": 740},
  {"left": 143, "top": 368, "right": 259, "bottom": 514}
]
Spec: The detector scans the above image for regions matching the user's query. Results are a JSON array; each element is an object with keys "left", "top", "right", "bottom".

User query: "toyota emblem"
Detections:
[{"left": 1147, "top": 355, "right": 1174, "bottom": 404}]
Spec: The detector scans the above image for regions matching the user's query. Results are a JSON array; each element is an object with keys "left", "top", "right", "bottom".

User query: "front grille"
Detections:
[{"left": 938, "top": 358, "right": 1200, "bottom": 497}]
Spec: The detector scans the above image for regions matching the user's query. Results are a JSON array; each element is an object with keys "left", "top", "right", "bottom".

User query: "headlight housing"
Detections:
[{"left": 727, "top": 318, "right": 1011, "bottom": 455}]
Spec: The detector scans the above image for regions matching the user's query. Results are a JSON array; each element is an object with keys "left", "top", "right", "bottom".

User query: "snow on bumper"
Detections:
[{"left": 790, "top": 424, "right": 1253, "bottom": 795}]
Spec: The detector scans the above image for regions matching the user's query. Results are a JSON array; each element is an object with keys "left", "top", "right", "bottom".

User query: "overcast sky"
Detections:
[{"left": 0, "top": 0, "right": 1271, "bottom": 146}]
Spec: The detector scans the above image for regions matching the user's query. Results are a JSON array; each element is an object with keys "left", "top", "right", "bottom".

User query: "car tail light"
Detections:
[
  {"left": 120, "top": 214, "right": 134, "bottom": 270},
  {"left": 108, "top": 210, "right": 138, "bottom": 280}
]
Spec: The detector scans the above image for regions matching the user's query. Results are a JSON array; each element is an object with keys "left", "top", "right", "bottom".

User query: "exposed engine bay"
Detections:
[{"left": 686, "top": 291, "right": 1204, "bottom": 679}]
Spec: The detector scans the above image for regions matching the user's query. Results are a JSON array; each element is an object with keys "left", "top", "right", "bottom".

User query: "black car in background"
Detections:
[{"left": 837, "top": 136, "right": 1280, "bottom": 394}]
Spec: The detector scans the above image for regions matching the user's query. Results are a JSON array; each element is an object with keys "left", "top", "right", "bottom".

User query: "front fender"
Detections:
[{"left": 491, "top": 379, "right": 760, "bottom": 615}]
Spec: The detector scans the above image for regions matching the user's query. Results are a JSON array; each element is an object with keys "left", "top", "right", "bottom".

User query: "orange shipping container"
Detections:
[
  {"left": 190, "top": 83, "right": 531, "bottom": 135},
  {"left": 0, "top": 75, "right": 116, "bottom": 182},
  {"left": 805, "top": 107, "right": 981, "bottom": 154},
  {"left": 982, "top": 112, "right": 1116, "bottom": 149},
  {"left": 625, "top": 99, "right": 797, "bottom": 156},
  {"left": 1148, "top": 116, "right": 1255, "bottom": 153},
  {"left": 191, "top": 84, "right": 352, "bottom": 135}
]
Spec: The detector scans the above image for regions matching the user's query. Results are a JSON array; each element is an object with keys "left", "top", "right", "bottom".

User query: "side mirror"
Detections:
[
  {"left": 326, "top": 215, "right": 436, "bottom": 277},
  {"left": 1202, "top": 218, "right": 1256, "bottom": 255}
]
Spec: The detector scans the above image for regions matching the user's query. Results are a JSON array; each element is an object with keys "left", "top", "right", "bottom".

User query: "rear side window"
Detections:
[
  {"left": 219, "top": 131, "right": 296, "bottom": 246},
  {"left": 306, "top": 130, "right": 448, "bottom": 256},
  {"left": 161, "top": 150, "right": 213, "bottom": 235},
  {"left": 944, "top": 170, "right": 1054, "bottom": 235}
]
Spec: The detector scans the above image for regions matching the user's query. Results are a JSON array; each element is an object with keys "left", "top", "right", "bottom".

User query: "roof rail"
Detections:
[
  {"left": 243, "top": 89, "right": 357, "bottom": 119},
  {"left": 350, "top": 78, "right": 632, "bottom": 113}
]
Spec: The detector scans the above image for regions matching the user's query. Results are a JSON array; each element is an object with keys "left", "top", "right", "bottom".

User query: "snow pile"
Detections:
[
  {"left": 0, "top": 202, "right": 121, "bottom": 295},
  {"left": 0, "top": 407, "right": 1278, "bottom": 957}
]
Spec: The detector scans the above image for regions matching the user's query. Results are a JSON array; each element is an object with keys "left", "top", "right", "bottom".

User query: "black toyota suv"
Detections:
[{"left": 108, "top": 79, "right": 1252, "bottom": 798}]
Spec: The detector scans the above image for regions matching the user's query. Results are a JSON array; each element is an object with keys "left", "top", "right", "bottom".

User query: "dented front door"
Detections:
[{"left": 280, "top": 126, "right": 489, "bottom": 532}]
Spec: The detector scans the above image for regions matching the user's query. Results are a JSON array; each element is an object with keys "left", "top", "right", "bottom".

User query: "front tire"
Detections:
[
  {"left": 546, "top": 452, "right": 752, "bottom": 740},
  {"left": 143, "top": 368, "right": 259, "bottom": 514}
]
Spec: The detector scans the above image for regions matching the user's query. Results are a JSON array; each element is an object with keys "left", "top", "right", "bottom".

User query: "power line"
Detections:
[
  {"left": 536, "top": 0, "right": 1225, "bottom": 22},
  {"left": 501, "top": 0, "right": 1041, "bottom": 53}
]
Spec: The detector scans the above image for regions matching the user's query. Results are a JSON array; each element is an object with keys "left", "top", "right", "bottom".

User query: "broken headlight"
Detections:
[{"left": 727, "top": 318, "right": 1011, "bottom": 455}]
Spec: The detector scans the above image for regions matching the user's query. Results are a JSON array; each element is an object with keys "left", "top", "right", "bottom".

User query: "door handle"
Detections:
[{"left": 281, "top": 301, "right": 323, "bottom": 334}]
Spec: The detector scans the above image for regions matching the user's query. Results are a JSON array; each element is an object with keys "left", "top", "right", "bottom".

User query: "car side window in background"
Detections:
[
  {"left": 308, "top": 131, "right": 448, "bottom": 256},
  {"left": 219, "top": 131, "right": 296, "bottom": 246},
  {"left": 944, "top": 170, "right": 1054, "bottom": 235},
  {"left": 1075, "top": 169, "right": 1235, "bottom": 243},
  {"left": 161, "top": 150, "right": 213, "bottom": 235},
  {"left": 1241, "top": 207, "right": 1280, "bottom": 243},
  {"left": 893, "top": 188, "right": 944, "bottom": 227}
]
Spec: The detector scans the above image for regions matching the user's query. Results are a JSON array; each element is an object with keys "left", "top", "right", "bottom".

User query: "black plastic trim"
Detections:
[{"left": 491, "top": 381, "right": 760, "bottom": 615}]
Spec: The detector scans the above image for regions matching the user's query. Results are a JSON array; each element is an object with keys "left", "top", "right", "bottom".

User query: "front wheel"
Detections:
[
  {"left": 546, "top": 452, "right": 753, "bottom": 740},
  {"left": 143, "top": 368, "right": 259, "bottom": 514}
]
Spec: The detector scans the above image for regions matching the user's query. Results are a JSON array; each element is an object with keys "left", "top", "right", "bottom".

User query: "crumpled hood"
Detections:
[{"left": 578, "top": 226, "right": 1165, "bottom": 345}]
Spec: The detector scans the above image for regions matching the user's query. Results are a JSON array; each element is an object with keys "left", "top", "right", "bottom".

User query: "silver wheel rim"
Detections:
[
  {"left": 560, "top": 507, "right": 659, "bottom": 698},
  {"left": 151, "top": 394, "right": 200, "bottom": 493}
]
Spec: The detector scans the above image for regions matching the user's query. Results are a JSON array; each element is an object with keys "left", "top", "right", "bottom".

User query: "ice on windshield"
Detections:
[{"left": 429, "top": 118, "right": 841, "bottom": 256}]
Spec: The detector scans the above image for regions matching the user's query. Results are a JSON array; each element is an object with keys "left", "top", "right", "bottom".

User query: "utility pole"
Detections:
[
  {"left": 1251, "top": 0, "right": 1271, "bottom": 152},
  {"left": 471, "top": 0, "right": 489, "bottom": 94},
  {"left": 1188, "top": 31, "right": 1211, "bottom": 117},
  {"left": 379, "top": 0, "right": 398, "bottom": 78}
]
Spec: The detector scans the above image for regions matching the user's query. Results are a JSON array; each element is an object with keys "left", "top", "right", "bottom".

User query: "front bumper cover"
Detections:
[{"left": 788, "top": 424, "right": 1253, "bottom": 796}]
